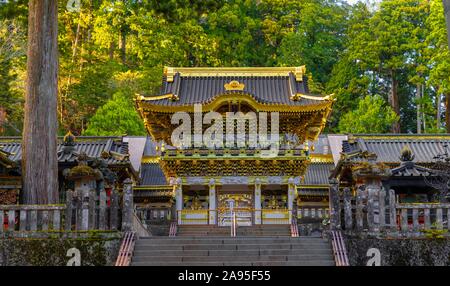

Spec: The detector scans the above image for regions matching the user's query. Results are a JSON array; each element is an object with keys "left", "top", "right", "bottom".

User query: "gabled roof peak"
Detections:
[{"left": 163, "top": 66, "right": 307, "bottom": 82}]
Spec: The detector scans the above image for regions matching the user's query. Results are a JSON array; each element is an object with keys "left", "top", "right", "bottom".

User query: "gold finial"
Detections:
[
  {"left": 304, "top": 141, "right": 309, "bottom": 151},
  {"left": 63, "top": 130, "right": 76, "bottom": 146},
  {"left": 400, "top": 145, "right": 414, "bottom": 162},
  {"left": 224, "top": 80, "right": 245, "bottom": 91}
]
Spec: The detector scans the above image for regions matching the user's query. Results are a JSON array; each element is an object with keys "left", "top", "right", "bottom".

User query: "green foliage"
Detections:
[
  {"left": 338, "top": 95, "right": 399, "bottom": 134},
  {"left": 2, "top": 0, "right": 450, "bottom": 135},
  {"left": 426, "top": 0, "right": 450, "bottom": 95},
  {"left": 0, "top": 19, "right": 26, "bottom": 135},
  {"left": 82, "top": 91, "right": 146, "bottom": 136},
  {"left": 421, "top": 223, "right": 448, "bottom": 239},
  {"left": 277, "top": 0, "right": 349, "bottom": 83}
]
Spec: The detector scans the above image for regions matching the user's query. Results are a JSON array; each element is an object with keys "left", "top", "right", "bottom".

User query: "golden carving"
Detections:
[
  {"left": 164, "top": 66, "right": 306, "bottom": 82},
  {"left": 267, "top": 195, "right": 280, "bottom": 209},
  {"left": 291, "top": 93, "right": 333, "bottom": 101},
  {"left": 136, "top": 93, "right": 178, "bottom": 101},
  {"left": 138, "top": 92, "right": 333, "bottom": 113},
  {"left": 310, "top": 154, "right": 334, "bottom": 163},
  {"left": 224, "top": 80, "right": 245, "bottom": 91},
  {"left": 191, "top": 195, "right": 203, "bottom": 210},
  {"left": 141, "top": 156, "right": 160, "bottom": 164}
]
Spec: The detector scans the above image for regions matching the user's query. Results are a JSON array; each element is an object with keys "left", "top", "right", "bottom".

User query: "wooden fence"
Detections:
[
  {"left": 333, "top": 187, "right": 450, "bottom": 236},
  {"left": 0, "top": 181, "right": 151, "bottom": 237},
  {"left": 298, "top": 207, "right": 329, "bottom": 220},
  {"left": 0, "top": 189, "right": 120, "bottom": 234}
]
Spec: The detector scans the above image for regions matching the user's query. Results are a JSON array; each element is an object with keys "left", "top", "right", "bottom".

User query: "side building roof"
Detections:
[
  {"left": 341, "top": 134, "right": 450, "bottom": 164},
  {"left": 0, "top": 136, "right": 132, "bottom": 166}
]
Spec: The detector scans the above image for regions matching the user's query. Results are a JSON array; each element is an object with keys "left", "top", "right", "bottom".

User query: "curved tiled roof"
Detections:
[
  {"left": 151, "top": 74, "right": 318, "bottom": 106},
  {"left": 139, "top": 67, "right": 332, "bottom": 107},
  {"left": 342, "top": 135, "right": 450, "bottom": 164},
  {"left": 0, "top": 136, "right": 130, "bottom": 165},
  {"left": 391, "top": 163, "right": 434, "bottom": 177},
  {"left": 140, "top": 163, "right": 167, "bottom": 185},
  {"left": 302, "top": 162, "right": 334, "bottom": 185}
]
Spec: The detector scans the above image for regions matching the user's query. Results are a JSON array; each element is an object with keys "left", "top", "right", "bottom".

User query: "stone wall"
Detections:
[
  {"left": 345, "top": 238, "right": 450, "bottom": 266},
  {"left": 0, "top": 233, "right": 121, "bottom": 266}
]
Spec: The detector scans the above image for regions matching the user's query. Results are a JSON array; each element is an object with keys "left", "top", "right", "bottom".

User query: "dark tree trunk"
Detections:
[
  {"left": 443, "top": 0, "right": 450, "bottom": 50},
  {"left": 416, "top": 84, "right": 422, "bottom": 134},
  {"left": 22, "top": 0, "right": 59, "bottom": 204},
  {"left": 120, "top": 28, "right": 126, "bottom": 65},
  {"left": 446, "top": 92, "right": 450, "bottom": 133},
  {"left": 389, "top": 70, "right": 401, "bottom": 133},
  {"left": 109, "top": 41, "right": 115, "bottom": 60}
]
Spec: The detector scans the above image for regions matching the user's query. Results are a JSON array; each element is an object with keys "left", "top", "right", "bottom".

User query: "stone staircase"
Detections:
[
  {"left": 131, "top": 233, "right": 335, "bottom": 266},
  {"left": 177, "top": 225, "right": 291, "bottom": 237}
]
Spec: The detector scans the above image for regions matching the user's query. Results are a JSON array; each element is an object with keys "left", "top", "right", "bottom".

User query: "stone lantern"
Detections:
[{"left": 64, "top": 152, "right": 102, "bottom": 198}]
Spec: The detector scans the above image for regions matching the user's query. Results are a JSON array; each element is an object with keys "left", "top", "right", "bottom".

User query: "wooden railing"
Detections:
[
  {"left": 169, "top": 221, "right": 177, "bottom": 237},
  {"left": 330, "top": 230, "right": 349, "bottom": 266},
  {"left": 115, "top": 232, "right": 136, "bottom": 266},
  {"left": 261, "top": 209, "right": 290, "bottom": 224},
  {"left": 333, "top": 187, "right": 450, "bottom": 237},
  {"left": 0, "top": 205, "right": 65, "bottom": 232},
  {"left": 231, "top": 210, "right": 237, "bottom": 237},
  {"left": 178, "top": 209, "right": 209, "bottom": 225},
  {"left": 298, "top": 207, "right": 329, "bottom": 220},
  {"left": 0, "top": 186, "right": 132, "bottom": 236},
  {"left": 290, "top": 216, "right": 299, "bottom": 237},
  {"left": 396, "top": 203, "right": 450, "bottom": 233}
]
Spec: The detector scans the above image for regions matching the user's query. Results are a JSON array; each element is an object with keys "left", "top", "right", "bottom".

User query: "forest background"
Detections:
[{"left": 1, "top": 0, "right": 449, "bottom": 137}]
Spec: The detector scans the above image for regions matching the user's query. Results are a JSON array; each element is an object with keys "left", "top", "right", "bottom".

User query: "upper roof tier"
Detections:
[{"left": 136, "top": 66, "right": 333, "bottom": 110}]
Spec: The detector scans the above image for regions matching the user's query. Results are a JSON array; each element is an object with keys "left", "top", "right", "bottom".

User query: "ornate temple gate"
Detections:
[{"left": 136, "top": 67, "right": 334, "bottom": 230}]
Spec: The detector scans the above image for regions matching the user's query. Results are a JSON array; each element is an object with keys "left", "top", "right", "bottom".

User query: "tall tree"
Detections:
[
  {"left": 444, "top": 0, "right": 450, "bottom": 48},
  {"left": 276, "top": 0, "right": 349, "bottom": 84},
  {"left": 338, "top": 95, "right": 399, "bottom": 134},
  {"left": 427, "top": 0, "right": 450, "bottom": 132},
  {"left": 83, "top": 91, "right": 146, "bottom": 136},
  {"left": 347, "top": 0, "right": 430, "bottom": 133},
  {"left": 22, "top": 0, "right": 59, "bottom": 204}
]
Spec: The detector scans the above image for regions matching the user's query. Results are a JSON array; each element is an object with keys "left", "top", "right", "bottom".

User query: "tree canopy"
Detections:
[{"left": 0, "top": 0, "right": 449, "bottom": 136}]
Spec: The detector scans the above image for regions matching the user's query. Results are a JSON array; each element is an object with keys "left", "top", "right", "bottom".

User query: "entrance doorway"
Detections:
[{"left": 217, "top": 193, "right": 253, "bottom": 226}]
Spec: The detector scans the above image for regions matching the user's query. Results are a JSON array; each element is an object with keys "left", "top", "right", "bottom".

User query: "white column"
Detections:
[
  {"left": 208, "top": 179, "right": 216, "bottom": 225},
  {"left": 174, "top": 178, "right": 183, "bottom": 225},
  {"left": 254, "top": 178, "right": 262, "bottom": 224},
  {"left": 288, "top": 177, "right": 295, "bottom": 224}
]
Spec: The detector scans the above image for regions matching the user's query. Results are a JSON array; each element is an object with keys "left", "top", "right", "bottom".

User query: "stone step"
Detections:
[
  {"left": 132, "top": 254, "right": 333, "bottom": 263},
  {"left": 178, "top": 225, "right": 290, "bottom": 228},
  {"left": 133, "top": 248, "right": 333, "bottom": 257},
  {"left": 177, "top": 233, "right": 291, "bottom": 237},
  {"left": 136, "top": 238, "right": 329, "bottom": 245},
  {"left": 131, "top": 260, "right": 336, "bottom": 266},
  {"left": 138, "top": 236, "right": 328, "bottom": 243},
  {"left": 177, "top": 226, "right": 290, "bottom": 232},
  {"left": 177, "top": 228, "right": 290, "bottom": 231},
  {"left": 177, "top": 227, "right": 290, "bottom": 231},
  {"left": 134, "top": 243, "right": 331, "bottom": 251},
  {"left": 131, "top": 229, "right": 334, "bottom": 266}
]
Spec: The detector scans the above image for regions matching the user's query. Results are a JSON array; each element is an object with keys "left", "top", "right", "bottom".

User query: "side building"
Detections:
[{"left": 0, "top": 134, "right": 138, "bottom": 204}]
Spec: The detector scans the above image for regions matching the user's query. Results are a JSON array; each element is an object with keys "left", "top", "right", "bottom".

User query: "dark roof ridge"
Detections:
[{"left": 0, "top": 136, "right": 125, "bottom": 141}]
